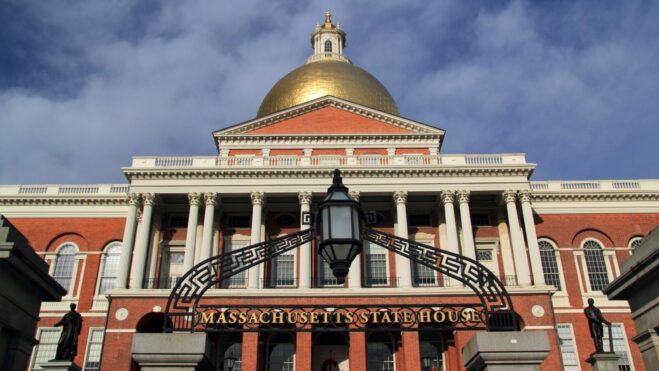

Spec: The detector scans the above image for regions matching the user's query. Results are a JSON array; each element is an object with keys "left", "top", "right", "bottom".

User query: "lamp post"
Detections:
[{"left": 316, "top": 169, "right": 363, "bottom": 283}]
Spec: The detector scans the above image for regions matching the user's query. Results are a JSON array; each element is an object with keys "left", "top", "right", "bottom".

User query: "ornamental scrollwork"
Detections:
[{"left": 393, "top": 190, "right": 408, "bottom": 204}]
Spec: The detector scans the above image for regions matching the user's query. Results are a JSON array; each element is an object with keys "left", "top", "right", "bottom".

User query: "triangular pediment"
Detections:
[{"left": 213, "top": 96, "right": 445, "bottom": 137}]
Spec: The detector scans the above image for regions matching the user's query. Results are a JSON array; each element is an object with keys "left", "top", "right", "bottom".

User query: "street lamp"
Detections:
[{"left": 317, "top": 169, "right": 363, "bottom": 284}]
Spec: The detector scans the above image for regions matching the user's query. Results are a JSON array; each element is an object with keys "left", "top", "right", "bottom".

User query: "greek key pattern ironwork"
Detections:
[
  {"left": 364, "top": 229, "right": 515, "bottom": 328},
  {"left": 166, "top": 229, "right": 314, "bottom": 315}
]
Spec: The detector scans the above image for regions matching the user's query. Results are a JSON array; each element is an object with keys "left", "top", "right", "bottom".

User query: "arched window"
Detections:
[
  {"left": 324, "top": 40, "right": 332, "bottom": 53},
  {"left": 53, "top": 244, "right": 77, "bottom": 294},
  {"left": 98, "top": 242, "right": 121, "bottom": 294},
  {"left": 268, "top": 333, "right": 295, "bottom": 371},
  {"left": 538, "top": 239, "right": 562, "bottom": 290},
  {"left": 629, "top": 236, "right": 643, "bottom": 252},
  {"left": 583, "top": 240, "right": 609, "bottom": 291},
  {"left": 366, "top": 332, "right": 395, "bottom": 371},
  {"left": 223, "top": 342, "right": 242, "bottom": 371}
]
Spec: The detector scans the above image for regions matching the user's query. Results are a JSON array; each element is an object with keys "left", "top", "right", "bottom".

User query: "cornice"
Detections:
[
  {"left": 0, "top": 196, "right": 127, "bottom": 206},
  {"left": 216, "top": 133, "right": 443, "bottom": 144},
  {"left": 122, "top": 165, "right": 535, "bottom": 181},
  {"left": 532, "top": 192, "right": 659, "bottom": 202},
  {"left": 213, "top": 97, "right": 445, "bottom": 137}
]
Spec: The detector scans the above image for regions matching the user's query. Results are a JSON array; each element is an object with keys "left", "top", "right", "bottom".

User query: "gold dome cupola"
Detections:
[{"left": 257, "top": 11, "right": 400, "bottom": 117}]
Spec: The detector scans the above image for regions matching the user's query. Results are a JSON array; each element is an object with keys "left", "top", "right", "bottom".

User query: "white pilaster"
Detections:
[
  {"left": 503, "top": 190, "right": 531, "bottom": 286},
  {"left": 519, "top": 190, "right": 545, "bottom": 286},
  {"left": 248, "top": 192, "right": 264, "bottom": 289},
  {"left": 441, "top": 191, "right": 460, "bottom": 255},
  {"left": 457, "top": 190, "right": 476, "bottom": 260},
  {"left": 199, "top": 193, "right": 217, "bottom": 262},
  {"left": 129, "top": 193, "right": 155, "bottom": 289},
  {"left": 393, "top": 191, "right": 412, "bottom": 288},
  {"left": 117, "top": 193, "right": 140, "bottom": 289},
  {"left": 183, "top": 193, "right": 201, "bottom": 272},
  {"left": 298, "top": 191, "right": 312, "bottom": 289},
  {"left": 348, "top": 190, "right": 362, "bottom": 289}
]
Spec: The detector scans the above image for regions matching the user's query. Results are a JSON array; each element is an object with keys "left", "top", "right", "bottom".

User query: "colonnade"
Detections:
[{"left": 116, "top": 189, "right": 545, "bottom": 289}]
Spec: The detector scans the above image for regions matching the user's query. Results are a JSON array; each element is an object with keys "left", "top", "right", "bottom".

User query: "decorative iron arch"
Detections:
[{"left": 164, "top": 228, "right": 516, "bottom": 332}]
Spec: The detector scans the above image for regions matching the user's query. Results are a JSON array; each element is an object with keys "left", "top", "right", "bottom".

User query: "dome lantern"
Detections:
[{"left": 306, "top": 10, "right": 350, "bottom": 65}]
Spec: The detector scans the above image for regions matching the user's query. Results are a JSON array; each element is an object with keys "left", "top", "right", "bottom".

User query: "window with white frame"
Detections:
[
  {"left": 324, "top": 40, "right": 332, "bottom": 52},
  {"left": 475, "top": 241, "right": 499, "bottom": 277},
  {"left": 603, "top": 324, "right": 633, "bottom": 371},
  {"left": 364, "top": 241, "right": 389, "bottom": 286},
  {"left": 629, "top": 237, "right": 643, "bottom": 252},
  {"left": 53, "top": 243, "right": 77, "bottom": 295},
  {"left": 223, "top": 239, "right": 248, "bottom": 288},
  {"left": 83, "top": 328, "right": 105, "bottom": 371},
  {"left": 538, "top": 239, "right": 562, "bottom": 290},
  {"left": 159, "top": 245, "right": 184, "bottom": 289},
  {"left": 271, "top": 250, "right": 295, "bottom": 287},
  {"left": 413, "top": 240, "right": 436, "bottom": 286},
  {"left": 583, "top": 239, "right": 610, "bottom": 291},
  {"left": 30, "top": 328, "right": 59, "bottom": 370},
  {"left": 97, "top": 242, "right": 121, "bottom": 294},
  {"left": 557, "top": 324, "right": 579, "bottom": 371}
]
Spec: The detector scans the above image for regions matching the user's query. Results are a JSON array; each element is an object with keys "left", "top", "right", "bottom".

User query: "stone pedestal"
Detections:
[
  {"left": 586, "top": 352, "right": 621, "bottom": 371},
  {"left": 633, "top": 329, "right": 659, "bottom": 369},
  {"left": 462, "top": 331, "right": 550, "bottom": 371},
  {"left": 132, "top": 333, "right": 213, "bottom": 371},
  {"left": 40, "top": 360, "right": 82, "bottom": 371}
]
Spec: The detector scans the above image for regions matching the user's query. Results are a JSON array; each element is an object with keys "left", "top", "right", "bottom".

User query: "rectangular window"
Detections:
[
  {"left": 31, "top": 328, "right": 59, "bottom": 370},
  {"left": 271, "top": 252, "right": 295, "bottom": 287},
  {"left": 557, "top": 324, "right": 580, "bottom": 371},
  {"left": 364, "top": 242, "right": 388, "bottom": 286},
  {"left": 158, "top": 247, "right": 184, "bottom": 289},
  {"left": 603, "top": 324, "right": 633, "bottom": 371},
  {"left": 223, "top": 240, "right": 248, "bottom": 288},
  {"left": 413, "top": 240, "right": 436, "bottom": 286},
  {"left": 83, "top": 328, "right": 105, "bottom": 371},
  {"left": 471, "top": 213, "right": 491, "bottom": 226},
  {"left": 168, "top": 215, "right": 188, "bottom": 228},
  {"left": 408, "top": 214, "right": 432, "bottom": 227},
  {"left": 476, "top": 249, "right": 493, "bottom": 261},
  {"left": 227, "top": 215, "right": 251, "bottom": 229}
]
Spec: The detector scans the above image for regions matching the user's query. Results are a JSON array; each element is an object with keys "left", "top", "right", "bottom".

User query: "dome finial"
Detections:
[{"left": 324, "top": 10, "right": 332, "bottom": 27}]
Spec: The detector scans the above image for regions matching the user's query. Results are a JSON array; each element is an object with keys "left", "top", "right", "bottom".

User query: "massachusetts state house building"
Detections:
[{"left": 2, "top": 12, "right": 658, "bottom": 371}]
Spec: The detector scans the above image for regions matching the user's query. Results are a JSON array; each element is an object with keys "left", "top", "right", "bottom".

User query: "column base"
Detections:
[
  {"left": 586, "top": 352, "right": 621, "bottom": 371},
  {"left": 40, "top": 360, "right": 82, "bottom": 371},
  {"left": 462, "top": 331, "right": 550, "bottom": 371},
  {"left": 132, "top": 333, "right": 213, "bottom": 371}
]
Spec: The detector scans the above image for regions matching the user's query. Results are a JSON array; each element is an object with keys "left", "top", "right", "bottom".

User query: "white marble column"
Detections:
[
  {"left": 441, "top": 191, "right": 460, "bottom": 255},
  {"left": 248, "top": 192, "right": 264, "bottom": 289},
  {"left": 519, "top": 190, "right": 545, "bottom": 286},
  {"left": 183, "top": 193, "right": 201, "bottom": 272},
  {"left": 199, "top": 193, "right": 217, "bottom": 262},
  {"left": 129, "top": 193, "right": 155, "bottom": 289},
  {"left": 503, "top": 190, "right": 531, "bottom": 286},
  {"left": 394, "top": 191, "right": 413, "bottom": 288},
  {"left": 298, "top": 191, "right": 312, "bottom": 289},
  {"left": 117, "top": 193, "right": 140, "bottom": 289},
  {"left": 348, "top": 190, "right": 362, "bottom": 289},
  {"left": 457, "top": 190, "right": 476, "bottom": 260}
]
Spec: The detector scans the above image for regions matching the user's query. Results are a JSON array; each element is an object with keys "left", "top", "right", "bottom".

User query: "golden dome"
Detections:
[{"left": 257, "top": 60, "right": 400, "bottom": 117}]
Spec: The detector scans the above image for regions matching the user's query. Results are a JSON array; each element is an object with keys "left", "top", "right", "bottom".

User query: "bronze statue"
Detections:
[
  {"left": 52, "top": 303, "right": 83, "bottom": 361},
  {"left": 584, "top": 298, "right": 611, "bottom": 353}
]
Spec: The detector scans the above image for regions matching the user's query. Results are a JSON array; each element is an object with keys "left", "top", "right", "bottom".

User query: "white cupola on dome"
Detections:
[{"left": 306, "top": 11, "right": 350, "bottom": 64}]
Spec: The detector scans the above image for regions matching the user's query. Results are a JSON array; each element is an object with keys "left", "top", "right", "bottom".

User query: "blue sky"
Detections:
[{"left": 1, "top": 0, "right": 658, "bottom": 184}]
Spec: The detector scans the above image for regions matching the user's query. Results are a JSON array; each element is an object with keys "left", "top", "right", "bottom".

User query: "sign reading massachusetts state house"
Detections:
[{"left": 191, "top": 305, "right": 486, "bottom": 332}]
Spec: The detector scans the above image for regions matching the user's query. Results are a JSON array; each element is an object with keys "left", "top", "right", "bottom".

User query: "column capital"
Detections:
[
  {"left": 127, "top": 192, "right": 142, "bottom": 206},
  {"left": 440, "top": 190, "right": 455, "bottom": 205},
  {"left": 349, "top": 190, "right": 360, "bottom": 202},
  {"left": 298, "top": 191, "right": 312, "bottom": 205},
  {"left": 519, "top": 190, "right": 533, "bottom": 203},
  {"left": 457, "top": 190, "right": 471, "bottom": 204},
  {"left": 188, "top": 192, "right": 202, "bottom": 206},
  {"left": 250, "top": 191, "right": 265, "bottom": 206},
  {"left": 502, "top": 190, "right": 518, "bottom": 203},
  {"left": 142, "top": 193, "right": 156, "bottom": 206},
  {"left": 204, "top": 192, "right": 218, "bottom": 206},
  {"left": 393, "top": 190, "right": 408, "bottom": 204}
]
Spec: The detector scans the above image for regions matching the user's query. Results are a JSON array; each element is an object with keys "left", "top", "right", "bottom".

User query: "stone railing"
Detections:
[
  {"left": 130, "top": 154, "right": 529, "bottom": 169},
  {"left": 0, "top": 184, "right": 129, "bottom": 197},
  {"left": 530, "top": 179, "right": 659, "bottom": 191}
]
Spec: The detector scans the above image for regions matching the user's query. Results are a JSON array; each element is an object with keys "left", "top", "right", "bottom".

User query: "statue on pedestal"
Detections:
[
  {"left": 584, "top": 298, "right": 611, "bottom": 353},
  {"left": 52, "top": 303, "right": 83, "bottom": 361}
]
